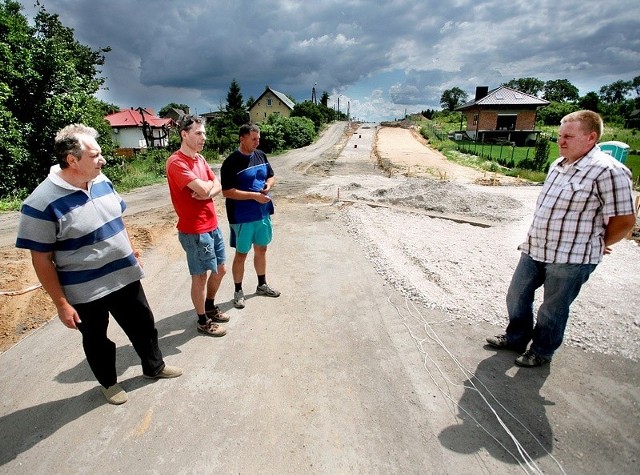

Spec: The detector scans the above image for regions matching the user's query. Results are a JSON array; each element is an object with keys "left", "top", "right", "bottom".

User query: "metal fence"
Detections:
[{"left": 421, "top": 123, "right": 532, "bottom": 164}]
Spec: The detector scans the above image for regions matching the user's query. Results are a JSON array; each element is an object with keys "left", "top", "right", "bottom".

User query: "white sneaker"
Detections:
[{"left": 234, "top": 290, "right": 245, "bottom": 308}]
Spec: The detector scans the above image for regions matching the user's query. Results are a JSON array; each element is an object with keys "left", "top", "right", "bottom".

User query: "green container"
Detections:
[{"left": 599, "top": 141, "right": 629, "bottom": 164}]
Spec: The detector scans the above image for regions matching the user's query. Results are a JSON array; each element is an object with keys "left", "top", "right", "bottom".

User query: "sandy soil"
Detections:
[{"left": 0, "top": 210, "right": 175, "bottom": 352}]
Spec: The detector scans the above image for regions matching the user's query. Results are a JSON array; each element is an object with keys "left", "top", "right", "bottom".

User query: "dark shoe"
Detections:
[
  {"left": 197, "top": 319, "right": 227, "bottom": 337},
  {"left": 101, "top": 383, "right": 128, "bottom": 405},
  {"left": 256, "top": 283, "right": 280, "bottom": 297},
  {"left": 515, "top": 350, "right": 550, "bottom": 368},
  {"left": 233, "top": 290, "right": 246, "bottom": 309},
  {"left": 144, "top": 365, "right": 183, "bottom": 379},
  {"left": 486, "top": 334, "right": 526, "bottom": 353},
  {"left": 206, "top": 305, "right": 230, "bottom": 322}
]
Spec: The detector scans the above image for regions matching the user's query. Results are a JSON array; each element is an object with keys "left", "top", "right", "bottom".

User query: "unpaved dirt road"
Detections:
[{"left": 0, "top": 122, "right": 638, "bottom": 474}]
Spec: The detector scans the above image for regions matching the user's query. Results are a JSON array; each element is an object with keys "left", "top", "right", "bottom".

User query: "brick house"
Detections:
[
  {"left": 249, "top": 86, "right": 295, "bottom": 123},
  {"left": 456, "top": 86, "right": 549, "bottom": 146}
]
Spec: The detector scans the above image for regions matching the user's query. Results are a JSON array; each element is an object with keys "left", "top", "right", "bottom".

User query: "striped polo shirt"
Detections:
[{"left": 16, "top": 166, "right": 143, "bottom": 305}]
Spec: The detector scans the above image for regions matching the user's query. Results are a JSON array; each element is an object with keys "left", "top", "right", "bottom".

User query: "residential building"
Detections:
[
  {"left": 105, "top": 107, "right": 173, "bottom": 151},
  {"left": 248, "top": 86, "right": 295, "bottom": 123},
  {"left": 456, "top": 86, "right": 549, "bottom": 146}
]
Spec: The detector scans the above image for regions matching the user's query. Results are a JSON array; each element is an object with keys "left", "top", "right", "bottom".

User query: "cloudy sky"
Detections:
[{"left": 22, "top": 0, "right": 640, "bottom": 122}]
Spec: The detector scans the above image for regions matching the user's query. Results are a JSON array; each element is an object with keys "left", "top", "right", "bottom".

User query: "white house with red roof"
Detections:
[{"left": 105, "top": 107, "right": 173, "bottom": 149}]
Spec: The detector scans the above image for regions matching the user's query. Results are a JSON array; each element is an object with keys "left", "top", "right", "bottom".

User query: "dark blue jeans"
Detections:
[
  {"left": 505, "top": 253, "right": 597, "bottom": 359},
  {"left": 75, "top": 281, "right": 165, "bottom": 388}
]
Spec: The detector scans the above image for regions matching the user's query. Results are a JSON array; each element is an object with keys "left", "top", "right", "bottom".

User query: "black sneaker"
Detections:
[{"left": 515, "top": 350, "right": 550, "bottom": 368}]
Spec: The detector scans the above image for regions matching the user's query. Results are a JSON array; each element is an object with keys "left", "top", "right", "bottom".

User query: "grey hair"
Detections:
[{"left": 54, "top": 124, "right": 99, "bottom": 168}]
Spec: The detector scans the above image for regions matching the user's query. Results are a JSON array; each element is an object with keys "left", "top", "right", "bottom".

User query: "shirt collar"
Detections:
[
  {"left": 47, "top": 164, "right": 105, "bottom": 191},
  {"left": 559, "top": 145, "right": 597, "bottom": 170}
]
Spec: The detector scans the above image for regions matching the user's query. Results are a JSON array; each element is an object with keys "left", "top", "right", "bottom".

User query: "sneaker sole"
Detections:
[
  {"left": 197, "top": 327, "right": 227, "bottom": 337},
  {"left": 515, "top": 358, "right": 550, "bottom": 368},
  {"left": 207, "top": 316, "right": 230, "bottom": 323},
  {"left": 143, "top": 370, "right": 183, "bottom": 379},
  {"left": 256, "top": 291, "right": 280, "bottom": 297},
  {"left": 233, "top": 302, "right": 245, "bottom": 309},
  {"left": 485, "top": 339, "right": 526, "bottom": 353}
]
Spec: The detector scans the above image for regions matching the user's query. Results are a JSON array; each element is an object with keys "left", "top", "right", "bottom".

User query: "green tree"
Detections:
[
  {"left": 200, "top": 79, "right": 250, "bottom": 156},
  {"left": 537, "top": 102, "right": 579, "bottom": 126},
  {"left": 440, "top": 87, "right": 467, "bottom": 111},
  {"left": 579, "top": 92, "right": 601, "bottom": 112},
  {"left": 159, "top": 102, "right": 190, "bottom": 117},
  {"left": 0, "top": 0, "right": 113, "bottom": 197},
  {"left": 632, "top": 76, "right": 640, "bottom": 109},
  {"left": 599, "top": 80, "right": 633, "bottom": 105},
  {"left": 320, "top": 91, "right": 330, "bottom": 107},
  {"left": 632, "top": 75, "right": 640, "bottom": 96},
  {"left": 291, "top": 100, "right": 324, "bottom": 131},
  {"left": 543, "top": 79, "right": 579, "bottom": 103},
  {"left": 203, "top": 115, "right": 236, "bottom": 156},
  {"left": 256, "top": 121, "right": 285, "bottom": 154},
  {"left": 502, "top": 77, "right": 545, "bottom": 96},
  {"left": 266, "top": 114, "right": 315, "bottom": 149},
  {"left": 518, "top": 136, "right": 550, "bottom": 172},
  {"left": 599, "top": 80, "right": 634, "bottom": 122},
  {"left": 226, "top": 78, "right": 248, "bottom": 126}
]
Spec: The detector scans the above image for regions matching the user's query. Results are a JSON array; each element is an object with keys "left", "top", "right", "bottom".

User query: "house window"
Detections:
[
  {"left": 267, "top": 99, "right": 273, "bottom": 107},
  {"left": 473, "top": 114, "right": 478, "bottom": 126},
  {"left": 497, "top": 114, "right": 517, "bottom": 130}
]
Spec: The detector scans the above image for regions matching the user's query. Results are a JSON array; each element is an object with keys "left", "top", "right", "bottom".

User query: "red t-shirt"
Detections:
[{"left": 166, "top": 150, "right": 219, "bottom": 234}]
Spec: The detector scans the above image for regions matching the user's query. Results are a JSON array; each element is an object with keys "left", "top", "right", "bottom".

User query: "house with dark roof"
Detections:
[
  {"left": 105, "top": 107, "right": 173, "bottom": 150},
  {"left": 163, "top": 107, "right": 188, "bottom": 122},
  {"left": 624, "top": 109, "right": 640, "bottom": 130},
  {"left": 456, "top": 86, "right": 549, "bottom": 146},
  {"left": 249, "top": 86, "right": 295, "bottom": 123},
  {"left": 199, "top": 110, "right": 226, "bottom": 122}
]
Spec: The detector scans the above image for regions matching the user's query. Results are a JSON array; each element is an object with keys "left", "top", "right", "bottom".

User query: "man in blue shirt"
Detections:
[{"left": 220, "top": 124, "right": 280, "bottom": 309}]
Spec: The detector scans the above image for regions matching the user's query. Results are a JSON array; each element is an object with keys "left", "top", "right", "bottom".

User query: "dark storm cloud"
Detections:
[{"left": 25, "top": 0, "right": 640, "bottom": 120}]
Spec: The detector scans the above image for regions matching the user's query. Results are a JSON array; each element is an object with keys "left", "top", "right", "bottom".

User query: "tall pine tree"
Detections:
[{"left": 226, "top": 79, "right": 248, "bottom": 126}]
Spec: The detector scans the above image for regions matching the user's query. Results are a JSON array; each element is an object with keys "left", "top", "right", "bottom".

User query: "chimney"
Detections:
[{"left": 475, "top": 86, "right": 489, "bottom": 101}]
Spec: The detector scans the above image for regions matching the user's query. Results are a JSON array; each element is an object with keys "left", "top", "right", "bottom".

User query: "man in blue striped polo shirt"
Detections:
[{"left": 16, "top": 124, "right": 182, "bottom": 404}]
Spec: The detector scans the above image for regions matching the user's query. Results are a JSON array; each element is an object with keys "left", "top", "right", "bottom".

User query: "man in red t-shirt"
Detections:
[{"left": 166, "top": 116, "right": 228, "bottom": 337}]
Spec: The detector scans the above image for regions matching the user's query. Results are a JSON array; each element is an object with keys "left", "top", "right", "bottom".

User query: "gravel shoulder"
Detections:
[{"left": 307, "top": 126, "right": 640, "bottom": 361}]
